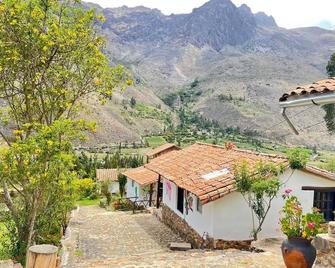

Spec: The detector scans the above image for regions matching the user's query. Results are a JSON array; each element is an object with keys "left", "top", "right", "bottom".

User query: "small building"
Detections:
[
  {"left": 144, "top": 143, "right": 335, "bottom": 249},
  {"left": 123, "top": 167, "right": 159, "bottom": 206},
  {"left": 146, "top": 143, "right": 180, "bottom": 160},
  {"left": 96, "top": 169, "right": 126, "bottom": 194}
]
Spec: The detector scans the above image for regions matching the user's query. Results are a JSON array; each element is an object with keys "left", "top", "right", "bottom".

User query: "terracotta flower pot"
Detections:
[
  {"left": 114, "top": 201, "right": 121, "bottom": 210},
  {"left": 281, "top": 237, "right": 316, "bottom": 268}
]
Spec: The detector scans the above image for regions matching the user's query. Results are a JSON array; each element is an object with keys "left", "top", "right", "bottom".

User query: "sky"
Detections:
[{"left": 88, "top": 0, "right": 335, "bottom": 29}]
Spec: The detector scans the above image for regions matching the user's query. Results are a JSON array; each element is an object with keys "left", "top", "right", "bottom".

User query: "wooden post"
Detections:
[
  {"left": 149, "top": 184, "right": 153, "bottom": 207},
  {"left": 156, "top": 175, "right": 161, "bottom": 208},
  {"left": 27, "top": 245, "right": 58, "bottom": 268}
]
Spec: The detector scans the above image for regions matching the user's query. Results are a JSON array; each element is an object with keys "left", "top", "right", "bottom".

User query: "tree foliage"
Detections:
[
  {"left": 118, "top": 173, "right": 127, "bottom": 198},
  {"left": 74, "top": 152, "right": 144, "bottom": 179},
  {"left": 0, "top": 120, "right": 83, "bottom": 259},
  {"left": 286, "top": 147, "right": 310, "bottom": 170},
  {"left": 234, "top": 161, "right": 285, "bottom": 240},
  {"left": 0, "top": 0, "right": 130, "bottom": 261},
  {"left": 322, "top": 53, "right": 335, "bottom": 133},
  {"left": 326, "top": 53, "right": 335, "bottom": 77}
]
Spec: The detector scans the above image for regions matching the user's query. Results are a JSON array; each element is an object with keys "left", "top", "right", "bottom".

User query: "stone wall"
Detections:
[
  {"left": 314, "top": 222, "right": 335, "bottom": 267},
  {"left": 161, "top": 204, "right": 212, "bottom": 249},
  {"left": 161, "top": 204, "right": 251, "bottom": 250}
]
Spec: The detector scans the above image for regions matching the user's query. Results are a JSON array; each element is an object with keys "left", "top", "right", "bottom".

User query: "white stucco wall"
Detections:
[
  {"left": 162, "top": 169, "right": 335, "bottom": 241},
  {"left": 109, "top": 181, "right": 119, "bottom": 194},
  {"left": 126, "top": 178, "right": 150, "bottom": 201},
  {"left": 162, "top": 178, "right": 214, "bottom": 237},
  {"left": 212, "top": 168, "right": 335, "bottom": 240}
]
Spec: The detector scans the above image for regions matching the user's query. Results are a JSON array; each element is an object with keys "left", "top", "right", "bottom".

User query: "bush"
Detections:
[
  {"left": 74, "top": 178, "right": 96, "bottom": 199},
  {"left": 118, "top": 174, "right": 127, "bottom": 198},
  {"left": 101, "top": 181, "right": 112, "bottom": 206},
  {"left": 287, "top": 148, "right": 310, "bottom": 169}
]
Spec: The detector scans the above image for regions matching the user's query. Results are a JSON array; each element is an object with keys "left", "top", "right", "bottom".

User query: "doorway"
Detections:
[{"left": 177, "top": 187, "right": 184, "bottom": 214}]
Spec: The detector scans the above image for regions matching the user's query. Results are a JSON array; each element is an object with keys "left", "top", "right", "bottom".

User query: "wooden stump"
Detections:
[
  {"left": 26, "top": 245, "right": 58, "bottom": 268},
  {"left": 328, "top": 221, "right": 335, "bottom": 238}
]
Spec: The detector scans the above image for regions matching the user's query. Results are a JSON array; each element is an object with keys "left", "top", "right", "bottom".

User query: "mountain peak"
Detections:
[
  {"left": 198, "top": 0, "right": 236, "bottom": 10},
  {"left": 255, "top": 12, "right": 277, "bottom": 28}
]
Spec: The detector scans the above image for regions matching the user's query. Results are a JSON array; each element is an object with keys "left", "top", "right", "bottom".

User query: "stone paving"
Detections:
[{"left": 62, "top": 206, "right": 288, "bottom": 267}]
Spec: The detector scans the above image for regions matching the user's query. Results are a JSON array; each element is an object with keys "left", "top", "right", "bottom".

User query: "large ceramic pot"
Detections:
[{"left": 281, "top": 237, "right": 316, "bottom": 268}]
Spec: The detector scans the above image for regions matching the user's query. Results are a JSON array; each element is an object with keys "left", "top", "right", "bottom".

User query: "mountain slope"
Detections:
[{"left": 84, "top": 0, "right": 335, "bottom": 148}]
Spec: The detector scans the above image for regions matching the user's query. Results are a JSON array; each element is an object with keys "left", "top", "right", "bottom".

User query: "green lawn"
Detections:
[
  {"left": 145, "top": 136, "right": 167, "bottom": 148},
  {"left": 76, "top": 198, "right": 100, "bottom": 206}
]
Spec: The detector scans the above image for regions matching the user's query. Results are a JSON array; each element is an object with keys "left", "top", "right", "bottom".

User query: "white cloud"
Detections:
[{"left": 87, "top": 0, "right": 335, "bottom": 29}]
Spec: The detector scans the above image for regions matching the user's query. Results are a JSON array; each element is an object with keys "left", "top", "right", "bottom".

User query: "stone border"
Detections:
[{"left": 60, "top": 206, "right": 80, "bottom": 267}]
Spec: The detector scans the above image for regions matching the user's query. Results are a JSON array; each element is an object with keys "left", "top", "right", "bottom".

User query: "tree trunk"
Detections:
[
  {"left": 27, "top": 199, "right": 38, "bottom": 253},
  {"left": 26, "top": 245, "right": 58, "bottom": 268},
  {"left": 2, "top": 181, "right": 19, "bottom": 224}
]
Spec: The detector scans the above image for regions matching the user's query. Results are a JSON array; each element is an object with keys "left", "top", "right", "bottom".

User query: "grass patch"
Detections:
[
  {"left": 145, "top": 136, "right": 166, "bottom": 148},
  {"left": 76, "top": 198, "right": 100, "bottom": 207},
  {"left": 0, "top": 222, "right": 11, "bottom": 260}
]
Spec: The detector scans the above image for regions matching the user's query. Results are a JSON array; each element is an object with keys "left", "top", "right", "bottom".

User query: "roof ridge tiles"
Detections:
[{"left": 195, "top": 141, "right": 287, "bottom": 160}]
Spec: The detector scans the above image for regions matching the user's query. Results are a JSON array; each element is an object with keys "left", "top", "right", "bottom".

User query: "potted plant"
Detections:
[
  {"left": 113, "top": 199, "right": 121, "bottom": 210},
  {"left": 280, "top": 189, "right": 324, "bottom": 268}
]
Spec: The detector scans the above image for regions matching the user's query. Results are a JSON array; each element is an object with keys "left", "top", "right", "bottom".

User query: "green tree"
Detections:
[
  {"left": 326, "top": 53, "right": 335, "bottom": 77},
  {"left": 0, "top": 120, "right": 83, "bottom": 259},
  {"left": 118, "top": 174, "right": 127, "bottom": 198},
  {"left": 286, "top": 147, "right": 310, "bottom": 169},
  {"left": 0, "top": 0, "right": 130, "bottom": 261},
  {"left": 323, "top": 53, "right": 335, "bottom": 133},
  {"left": 234, "top": 161, "right": 285, "bottom": 240}
]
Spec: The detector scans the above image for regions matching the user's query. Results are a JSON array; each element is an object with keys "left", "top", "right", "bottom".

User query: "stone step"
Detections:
[{"left": 169, "top": 242, "right": 192, "bottom": 251}]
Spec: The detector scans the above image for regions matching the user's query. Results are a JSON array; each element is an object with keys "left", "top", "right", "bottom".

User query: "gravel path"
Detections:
[{"left": 62, "top": 206, "right": 288, "bottom": 268}]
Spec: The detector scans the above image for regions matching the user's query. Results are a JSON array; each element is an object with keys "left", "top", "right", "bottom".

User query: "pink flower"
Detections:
[
  {"left": 284, "top": 189, "right": 293, "bottom": 195},
  {"left": 307, "top": 222, "right": 315, "bottom": 229}
]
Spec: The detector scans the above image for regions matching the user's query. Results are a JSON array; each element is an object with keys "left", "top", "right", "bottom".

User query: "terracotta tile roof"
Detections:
[
  {"left": 122, "top": 166, "right": 158, "bottom": 186},
  {"left": 303, "top": 165, "right": 335, "bottom": 181},
  {"left": 96, "top": 169, "right": 126, "bottom": 182},
  {"left": 145, "top": 143, "right": 288, "bottom": 204},
  {"left": 146, "top": 143, "right": 180, "bottom": 158},
  {"left": 279, "top": 77, "right": 335, "bottom": 102}
]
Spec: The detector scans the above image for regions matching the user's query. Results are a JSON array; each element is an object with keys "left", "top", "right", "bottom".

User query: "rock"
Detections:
[{"left": 169, "top": 242, "right": 192, "bottom": 251}]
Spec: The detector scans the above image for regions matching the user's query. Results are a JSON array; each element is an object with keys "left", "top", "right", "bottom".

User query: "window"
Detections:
[
  {"left": 135, "top": 186, "right": 138, "bottom": 197},
  {"left": 313, "top": 191, "right": 335, "bottom": 221},
  {"left": 131, "top": 180, "right": 134, "bottom": 187},
  {"left": 197, "top": 198, "right": 202, "bottom": 213},
  {"left": 177, "top": 187, "right": 184, "bottom": 214}
]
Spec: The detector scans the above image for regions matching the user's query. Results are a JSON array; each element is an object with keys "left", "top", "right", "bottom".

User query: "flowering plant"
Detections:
[{"left": 280, "top": 190, "right": 324, "bottom": 240}]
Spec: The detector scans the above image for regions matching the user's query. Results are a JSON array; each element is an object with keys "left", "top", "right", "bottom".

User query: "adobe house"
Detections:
[
  {"left": 145, "top": 143, "right": 180, "bottom": 160},
  {"left": 123, "top": 167, "right": 159, "bottom": 206},
  {"left": 96, "top": 169, "right": 126, "bottom": 194},
  {"left": 144, "top": 143, "right": 335, "bottom": 249}
]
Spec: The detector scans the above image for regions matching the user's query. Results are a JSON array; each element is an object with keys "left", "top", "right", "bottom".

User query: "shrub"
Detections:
[
  {"left": 287, "top": 148, "right": 310, "bottom": 169},
  {"left": 101, "top": 181, "right": 112, "bottom": 206},
  {"left": 118, "top": 174, "right": 127, "bottom": 198},
  {"left": 280, "top": 191, "right": 324, "bottom": 240},
  {"left": 74, "top": 178, "right": 96, "bottom": 199}
]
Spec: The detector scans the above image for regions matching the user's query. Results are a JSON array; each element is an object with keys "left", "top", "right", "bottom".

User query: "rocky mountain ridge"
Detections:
[{"left": 82, "top": 0, "right": 335, "bottom": 149}]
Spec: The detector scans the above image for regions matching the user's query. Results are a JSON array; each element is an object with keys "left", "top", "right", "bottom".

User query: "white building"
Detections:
[
  {"left": 96, "top": 169, "right": 126, "bottom": 194},
  {"left": 144, "top": 143, "right": 335, "bottom": 248},
  {"left": 123, "top": 166, "right": 159, "bottom": 207}
]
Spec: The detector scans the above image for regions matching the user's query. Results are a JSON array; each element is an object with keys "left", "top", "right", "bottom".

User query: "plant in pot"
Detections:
[
  {"left": 280, "top": 190, "right": 324, "bottom": 268},
  {"left": 113, "top": 199, "right": 121, "bottom": 210}
]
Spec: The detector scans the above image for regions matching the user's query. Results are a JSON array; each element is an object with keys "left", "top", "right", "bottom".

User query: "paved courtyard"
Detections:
[{"left": 62, "top": 206, "right": 288, "bottom": 268}]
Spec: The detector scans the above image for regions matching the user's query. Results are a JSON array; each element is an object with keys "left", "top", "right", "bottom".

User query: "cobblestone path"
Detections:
[{"left": 62, "top": 206, "right": 288, "bottom": 268}]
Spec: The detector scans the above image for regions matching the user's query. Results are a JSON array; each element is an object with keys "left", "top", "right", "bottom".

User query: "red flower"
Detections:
[
  {"left": 307, "top": 222, "right": 315, "bottom": 229},
  {"left": 284, "top": 189, "right": 293, "bottom": 194}
]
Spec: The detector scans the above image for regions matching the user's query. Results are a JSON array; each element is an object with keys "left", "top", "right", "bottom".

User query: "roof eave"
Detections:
[{"left": 279, "top": 92, "right": 335, "bottom": 108}]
